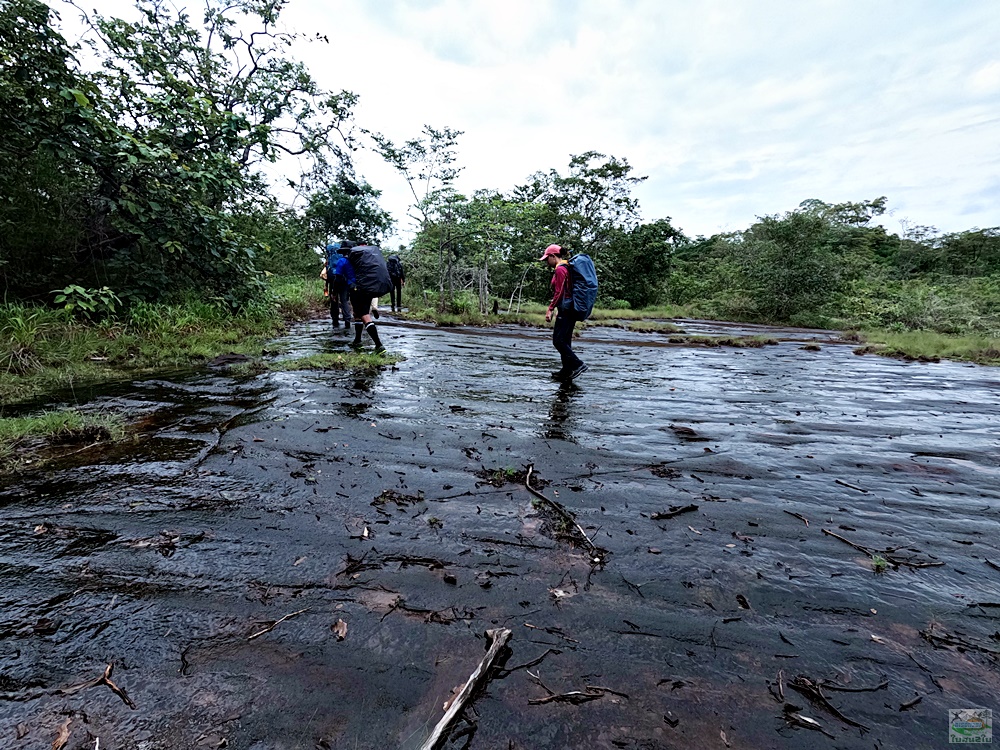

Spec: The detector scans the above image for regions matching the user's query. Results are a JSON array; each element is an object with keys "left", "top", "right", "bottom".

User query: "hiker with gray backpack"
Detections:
[
  {"left": 345, "top": 241, "right": 393, "bottom": 353},
  {"left": 540, "top": 243, "right": 598, "bottom": 381}
]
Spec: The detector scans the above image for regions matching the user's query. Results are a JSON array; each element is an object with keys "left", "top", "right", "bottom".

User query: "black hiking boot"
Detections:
[{"left": 366, "top": 322, "right": 384, "bottom": 353}]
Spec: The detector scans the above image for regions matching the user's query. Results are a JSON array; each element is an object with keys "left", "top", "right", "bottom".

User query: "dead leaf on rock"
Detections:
[
  {"left": 52, "top": 718, "right": 71, "bottom": 750},
  {"left": 442, "top": 682, "right": 466, "bottom": 711},
  {"left": 332, "top": 619, "right": 348, "bottom": 641}
]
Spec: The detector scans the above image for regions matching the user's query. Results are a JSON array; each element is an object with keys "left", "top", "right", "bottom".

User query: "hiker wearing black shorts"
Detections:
[
  {"left": 541, "top": 244, "right": 587, "bottom": 381},
  {"left": 346, "top": 242, "right": 393, "bottom": 353}
]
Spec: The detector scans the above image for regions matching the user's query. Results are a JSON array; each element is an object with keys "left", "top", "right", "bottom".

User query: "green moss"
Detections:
[
  {"left": 268, "top": 351, "right": 403, "bottom": 372},
  {"left": 0, "top": 408, "right": 127, "bottom": 471}
]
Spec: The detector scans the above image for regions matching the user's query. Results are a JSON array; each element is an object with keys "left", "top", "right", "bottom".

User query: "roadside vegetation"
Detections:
[
  {"left": 847, "top": 330, "right": 1000, "bottom": 366},
  {"left": 0, "top": 277, "right": 324, "bottom": 405}
]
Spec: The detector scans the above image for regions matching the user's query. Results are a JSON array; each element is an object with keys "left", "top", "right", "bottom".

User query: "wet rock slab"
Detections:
[{"left": 1, "top": 319, "right": 999, "bottom": 749}]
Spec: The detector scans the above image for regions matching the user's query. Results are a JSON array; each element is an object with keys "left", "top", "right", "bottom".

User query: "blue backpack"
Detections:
[
  {"left": 568, "top": 254, "right": 598, "bottom": 319},
  {"left": 325, "top": 243, "right": 341, "bottom": 276}
]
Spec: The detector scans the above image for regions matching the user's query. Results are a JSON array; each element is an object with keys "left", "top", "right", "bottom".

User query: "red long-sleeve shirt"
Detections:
[{"left": 548, "top": 263, "right": 570, "bottom": 311}]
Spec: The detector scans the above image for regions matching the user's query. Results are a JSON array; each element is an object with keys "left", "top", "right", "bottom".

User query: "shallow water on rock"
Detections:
[{"left": 2, "top": 317, "right": 998, "bottom": 749}]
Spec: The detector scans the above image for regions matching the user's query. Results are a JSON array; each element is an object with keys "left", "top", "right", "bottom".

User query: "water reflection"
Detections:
[{"left": 543, "top": 381, "right": 581, "bottom": 441}]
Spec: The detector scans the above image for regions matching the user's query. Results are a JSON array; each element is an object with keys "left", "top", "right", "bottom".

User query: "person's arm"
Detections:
[{"left": 545, "top": 264, "right": 568, "bottom": 322}]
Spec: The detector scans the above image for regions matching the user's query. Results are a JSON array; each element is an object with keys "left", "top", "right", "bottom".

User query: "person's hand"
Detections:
[{"left": 545, "top": 309, "right": 552, "bottom": 323}]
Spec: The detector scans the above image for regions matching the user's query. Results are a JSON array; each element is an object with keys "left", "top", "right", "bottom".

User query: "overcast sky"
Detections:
[{"left": 75, "top": 0, "right": 1000, "bottom": 246}]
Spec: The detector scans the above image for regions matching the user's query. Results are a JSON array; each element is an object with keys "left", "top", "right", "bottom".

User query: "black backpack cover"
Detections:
[
  {"left": 387, "top": 255, "right": 404, "bottom": 280},
  {"left": 349, "top": 245, "right": 393, "bottom": 297}
]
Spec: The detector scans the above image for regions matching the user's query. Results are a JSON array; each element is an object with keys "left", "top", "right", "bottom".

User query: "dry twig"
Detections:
[
  {"left": 57, "top": 663, "right": 136, "bottom": 710},
  {"left": 419, "top": 628, "right": 512, "bottom": 750},
  {"left": 525, "top": 465, "right": 606, "bottom": 564},
  {"left": 247, "top": 608, "right": 309, "bottom": 641}
]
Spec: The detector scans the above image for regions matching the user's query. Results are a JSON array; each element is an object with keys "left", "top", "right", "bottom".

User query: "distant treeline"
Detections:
[{"left": 2, "top": 0, "right": 997, "bottom": 337}]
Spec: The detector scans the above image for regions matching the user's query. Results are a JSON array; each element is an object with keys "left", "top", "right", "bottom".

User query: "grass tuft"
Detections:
[
  {"left": 850, "top": 330, "right": 1000, "bottom": 365},
  {"left": 268, "top": 351, "right": 403, "bottom": 373},
  {"left": 0, "top": 408, "right": 127, "bottom": 471}
]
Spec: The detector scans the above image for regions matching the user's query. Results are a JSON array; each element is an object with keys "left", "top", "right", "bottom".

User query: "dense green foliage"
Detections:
[{"left": 0, "top": 0, "right": 359, "bottom": 306}]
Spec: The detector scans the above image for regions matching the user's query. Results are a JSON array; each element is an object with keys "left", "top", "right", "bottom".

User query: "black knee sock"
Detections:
[
  {"left": 365, "top": 322, "right": 383, "bottom": 348},
  {"left": 352, "top": 322, "right": 363, "bottom": 345}
]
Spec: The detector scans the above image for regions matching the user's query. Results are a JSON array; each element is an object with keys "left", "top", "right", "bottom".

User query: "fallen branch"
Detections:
[
  {"left": 782, "top": 703, "right": 835, "bottom": 738},
  {"left": 921, "top": 625, "right": 1000, "bottom": 657},
  {"left": 789, "top": 675, "right": 869, "bottom": 731},
  {"left": 835, "top": 479, "right": 868, "bottom": 493},
  {"left": 650, "top": 504, "right": 698, "bottom": 520},
  {"left": 419, "top": 628, "right": 512, "bottom": 750},
  {"left": 782, "top": 510, "right": 809, "bottom": 527},
  {"left": 528, "top": 686, "right": 608, "bottom": 705},
  {"left": 821, "top": 529, "right": 944, "bottom": 570},
  {"left": 247, "top": 608, "right": 309, "bottom": 641},
  {"left": 525, "top": 465, "right": 607, "bottom": 564},
  {"left": 523, "top": 623, "right": 579, "bottom": 644},
  {"left": 821, "top": 678, "right": 889, "bottom": 693},
  {"left": 821, "top": 528, "right": 871, "bottom": 555},
  {"left": 57, "top": 663, "right": 136, "bottom": 710},
  {"left": 495, "top": 648, "right": 561, "bottom": 678}
]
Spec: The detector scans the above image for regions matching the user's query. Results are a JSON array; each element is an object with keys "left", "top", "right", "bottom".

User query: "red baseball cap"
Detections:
[{"left": 538, "top": 244, "right": 562, "bottom": 261}]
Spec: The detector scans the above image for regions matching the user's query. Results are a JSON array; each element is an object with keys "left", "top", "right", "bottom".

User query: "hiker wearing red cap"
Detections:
[{"left": 541, "top": 244, "right": 588, "bottom": 381}]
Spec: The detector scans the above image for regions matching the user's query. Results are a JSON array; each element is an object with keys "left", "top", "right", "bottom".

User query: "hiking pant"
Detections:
[
  {"left": 552, "top": 306, "right": 583, "bottom": 373},
  {"left": 389, "top": 278, "right": 403, "bottom": 311},
  {"left": 329, "top": 277, "right": 352, "bottom": 327}
]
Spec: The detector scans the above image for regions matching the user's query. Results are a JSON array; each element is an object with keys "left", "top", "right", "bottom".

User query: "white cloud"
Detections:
[{"left": 73, "top": 0, "right": 1000, "bottom": 244}]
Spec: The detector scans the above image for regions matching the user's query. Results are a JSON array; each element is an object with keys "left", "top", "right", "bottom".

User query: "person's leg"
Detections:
[
  {"left": 329, "top": 281, "right": 341, "bottom": 328},
  {"left": 349, "top": 293, "right": 384, "bottom": 351},
  {"left": 552, "top": 310, "right": 583, "bottom": 376},
  {"left": 390, "top": 280, "right": 401, "bottom": 311},
  {"left": 350, "top": 292, "right": 369, "bottom": 346},
  {"left": 338, "top": 285, "right": 352, "bottom": 328}
]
